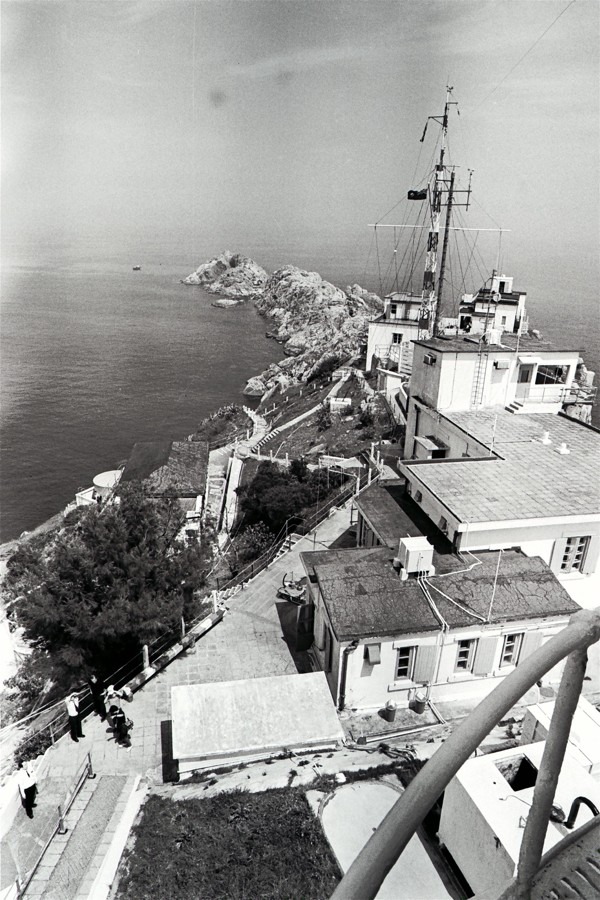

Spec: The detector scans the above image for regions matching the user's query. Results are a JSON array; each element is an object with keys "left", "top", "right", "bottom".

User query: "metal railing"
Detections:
[
  {"left": 7, "top": 480, "right": 356, "bottom": 761},
  {"left": 330, "top": 606, "right": 600, "bottom": 900},
  {"left": 12, "top": 753, "right": 96, "bottom": 899}
]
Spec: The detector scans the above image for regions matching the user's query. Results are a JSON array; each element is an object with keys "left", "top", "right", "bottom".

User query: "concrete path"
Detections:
[
  {"left": 2, "top": 502, "right": 354, "bottom": 896},
  {"left": 314, "top": 781, "right": 452, "bottom": 899}
]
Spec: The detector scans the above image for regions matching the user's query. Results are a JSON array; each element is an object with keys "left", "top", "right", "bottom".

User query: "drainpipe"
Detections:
[{"left": 338, "top": 640, "right": 359, "bottom": 712}]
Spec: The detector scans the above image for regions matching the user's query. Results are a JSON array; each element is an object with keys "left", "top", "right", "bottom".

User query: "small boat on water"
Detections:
[{"left": 132, "top": 265, "right": 141, "bottom": 271}]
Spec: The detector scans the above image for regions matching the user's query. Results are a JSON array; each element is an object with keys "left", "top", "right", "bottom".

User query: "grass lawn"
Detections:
[{"left": 116, "top": 788, "right": 341, "bottom": 900}]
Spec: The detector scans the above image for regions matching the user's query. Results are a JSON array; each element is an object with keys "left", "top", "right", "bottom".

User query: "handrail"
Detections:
[{"left": 330, "top": 606, "right": 600, "bottom": 900}]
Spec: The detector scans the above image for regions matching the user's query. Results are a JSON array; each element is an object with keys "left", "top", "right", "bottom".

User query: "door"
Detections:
[{"left": 516, "top": 365, "right": 533, "bottom": 399}]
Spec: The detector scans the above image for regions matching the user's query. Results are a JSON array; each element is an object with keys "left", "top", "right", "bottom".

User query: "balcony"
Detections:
[{"left": 330, "top": 606, "right": 600, "bottom": 900}]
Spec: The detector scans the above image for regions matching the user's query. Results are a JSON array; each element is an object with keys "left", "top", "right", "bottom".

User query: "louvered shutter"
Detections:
[
  {"left": 412, "top": 645, "right": 437, "bottom": 683},
  {"left": 473, "top": 636, "right": 498, "bottom": 676},
  {"left": 518, "top": 631, "right": 543, "bottom": 663}
]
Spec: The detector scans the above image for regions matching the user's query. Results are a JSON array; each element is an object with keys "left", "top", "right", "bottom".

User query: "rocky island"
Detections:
[{"left": 183, "top": 252, "right": 383, "bottom": 395}]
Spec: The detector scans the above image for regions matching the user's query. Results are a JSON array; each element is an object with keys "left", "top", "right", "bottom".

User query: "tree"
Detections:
[
  {"left": 234, "top": 523, "right": 274, "bottom": 564},
  {"left": 5, "top": 484, "right": 213, "bottom": 683}
]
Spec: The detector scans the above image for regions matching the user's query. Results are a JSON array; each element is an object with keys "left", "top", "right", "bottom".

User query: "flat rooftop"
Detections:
[
  {"left": 413, "top": 333, "right": 579, "bottom": 355},
  {"left": 171, "top": 672, "right": 344, "bottom": 768},
  {"left": 354, "top": 482, "right": 456, "bottom": 554},
  {"left": 300, "top": 548, "right": 578, "bottom": 640},
  {"left": 403, "top": 408, "right": 600, "bottom": 523}
]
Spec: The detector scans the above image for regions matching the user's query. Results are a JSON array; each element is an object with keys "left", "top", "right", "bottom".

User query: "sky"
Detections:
[{"left": 2, "top": 0, "right": 599, "bottom": 288}]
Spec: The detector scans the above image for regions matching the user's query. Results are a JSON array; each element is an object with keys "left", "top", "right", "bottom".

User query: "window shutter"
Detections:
[
  {"left": 519, "top": 631, "right": 543, "bottom": 662},
  {"left": 473, "top": 636, "right": 498, "bottom": 676},
  {"left": 549, "top": 538, "right": 567, "bottom": 574},
  {"left": 582, "top": 535, "right": 600, "bottom": 575},
  {"left": 412, "top": 645, "right": 437, "bottom": 683}
]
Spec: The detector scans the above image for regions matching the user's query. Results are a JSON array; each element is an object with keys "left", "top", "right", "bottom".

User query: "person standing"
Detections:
[
  {"left": 17, "top": 761, "right": 37, "bottom": 818},
  {"left": 65, "top": 692, "right": 85, "bottom": 742},
  {"left": 87, "top": 673, "right": 107, "bottom": 721},
  {"left": 104, "top": 685, "right": 122, "bottom": 729},
  {"left": 110, "top": 705, "right": 131, "bottom": 751}
]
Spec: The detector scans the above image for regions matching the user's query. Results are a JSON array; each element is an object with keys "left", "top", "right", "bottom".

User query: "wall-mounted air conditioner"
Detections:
[
  {"left": 494, "top": 360, "right": 510, "bottom": 370},
  {"left": 423, "top": 353, "right": 437, "bottom": 366}
]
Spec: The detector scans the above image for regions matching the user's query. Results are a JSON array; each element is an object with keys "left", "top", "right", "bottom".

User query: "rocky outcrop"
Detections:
[
  {"left": 246, "top": 267, "right": 383, "bottom": 395},
  {"left": 184, "top": 252, "right": 383, "bottom": 397},
  {"left": 183, "top": 251, "right": 268, "bottom": 301}
]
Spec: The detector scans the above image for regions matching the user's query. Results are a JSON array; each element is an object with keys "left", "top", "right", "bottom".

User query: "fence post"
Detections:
[
  {"left": 142, "top": 644, "right": 150, "bottom": 670},
  {"left": 181, "top": 616, "right": 186, "bottom": 640},
  {"left": 86, "top": 752, "right": 96, "bottom": 780},
  {"left": 49, "top": 722, "right": 55, "bottom": 744},
  {"left": 58, "top": 805, "right": 68, "bottom": 834}
]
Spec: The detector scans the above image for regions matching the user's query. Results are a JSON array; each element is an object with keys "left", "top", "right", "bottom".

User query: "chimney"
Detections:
[{"left": 557, "top": 443, "right": 570, "bottom": 454}]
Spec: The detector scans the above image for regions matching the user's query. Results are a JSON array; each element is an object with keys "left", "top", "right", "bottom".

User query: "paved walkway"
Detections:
[{"left": 2, "top": 501, "right": 354, "bottom": 894}]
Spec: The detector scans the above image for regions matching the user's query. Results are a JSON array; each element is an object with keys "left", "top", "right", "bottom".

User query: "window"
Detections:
[
  {"left": 392, "top": 332, "right": 403, "bottom": 344},
  {"left": 500, "top": 315, "right": 507, "bottom": 325},
  {"left": 535, "top": 365, "right": 568, "bottom": 385},
  {"left": 561, "top": 536, "right": 590, "bottom": 573},
  {"left": 390, "top": 303, "right": 397, "bottom": 317},
  {"left": 455, "top": 639, "right": 477, "bottom": 672},
  {"left": 396, "top": 646, "right": 416, "bottom": 679},
  {"left": 439, "top": 516, "right": 448, "bottom": 534},
  {"left": 501, "top": 633, "right": 523, "bottom": 667}
]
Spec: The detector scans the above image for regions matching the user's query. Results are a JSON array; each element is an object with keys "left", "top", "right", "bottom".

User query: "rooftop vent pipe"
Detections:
[
  {"left": 557, "top": 443, "right": 570, "bottom": 454},
  {"left": 540, "top": 431, "right": 551, "bottom": 445}
]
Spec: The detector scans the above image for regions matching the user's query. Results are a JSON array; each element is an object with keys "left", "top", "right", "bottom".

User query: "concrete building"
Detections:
[
  {"left": 299, "top": 480, "right": 578, "bottom": 713},
  {"left": 399, "top": 408, "right": 600, "bottom": 578},
  {"left": 407, "top": 333, "right": 593, "bottom": 417},
  {"left": 438, "top": 741, "right": 600, "bottom": 895},
  {"left": 520, "top": 696, "right": 600, "bottom": 778},
  {"left": 458, "top": 272, "right": 528, "bottom": 336}
]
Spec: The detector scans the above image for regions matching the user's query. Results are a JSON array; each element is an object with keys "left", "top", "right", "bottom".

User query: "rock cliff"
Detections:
[
  {"left": 182, "top": 251, "right": 268, "bottom": 304},
  {"left": 184, "top": 253, "right": 383, "bottom": 396}
]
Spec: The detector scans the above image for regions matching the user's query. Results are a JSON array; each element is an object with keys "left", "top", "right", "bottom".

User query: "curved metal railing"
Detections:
[{"left": 330, "top": 606, "right": 600, "bottom": 900}]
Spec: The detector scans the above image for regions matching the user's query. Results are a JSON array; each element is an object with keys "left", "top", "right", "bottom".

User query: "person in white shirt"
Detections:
[
  {"left": 17, "top": 761, "right": 37, "bottom": 818},
  {"left": 65, "top": 692, "right": 85, "bottom": 742}
]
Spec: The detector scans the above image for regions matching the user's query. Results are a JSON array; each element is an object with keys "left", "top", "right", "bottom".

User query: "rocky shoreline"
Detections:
[{"left": 183, "top": 251, "right": 383, "bottom": 397}]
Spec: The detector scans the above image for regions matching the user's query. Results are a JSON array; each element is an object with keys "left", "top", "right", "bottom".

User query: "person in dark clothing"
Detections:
[
  {"left": 17, "top": 761, "right": 37, "bottom": 818},
  {"left": 87, "top": 673, "right": 107, "bottom": 721},
  {"left": 110, "top": 705, "right": 131, "bottom": 750}
]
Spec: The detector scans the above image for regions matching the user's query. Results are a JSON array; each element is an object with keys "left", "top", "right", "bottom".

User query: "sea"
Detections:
[{"left": 1, "top": 236, "right": 598, "bottom": 544}]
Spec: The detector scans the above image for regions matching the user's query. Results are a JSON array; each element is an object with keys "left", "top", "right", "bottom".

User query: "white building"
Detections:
[
  {"left": 458, "top": 272, "right": 528, "bottom": 336},
  {"left": 438, "top": 741, "right": 600, "bottom": 895},
  {"left": 299, "top": 479, "right": 578, "bottom": 713}
]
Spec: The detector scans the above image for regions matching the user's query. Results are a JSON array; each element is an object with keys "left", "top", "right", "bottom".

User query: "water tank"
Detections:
[
  {"left": 92, "top": 469, "right": 122, "bottom": 498},
  {"left": 396, "top": 536, "right": 434, "bottom": 575}
]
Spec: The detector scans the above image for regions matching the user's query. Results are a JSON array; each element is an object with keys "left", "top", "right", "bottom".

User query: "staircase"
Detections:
[{"left": 505, "top": 400, "right": 524, "bottom": 415}]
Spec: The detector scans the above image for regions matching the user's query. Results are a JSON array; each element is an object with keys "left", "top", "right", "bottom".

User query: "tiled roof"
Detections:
[
  {"left": 300, "top": 548, "right": 578, "bottom": 640},
  {"left": 405, "top": 409, "right": 600, "bottom": 523}
]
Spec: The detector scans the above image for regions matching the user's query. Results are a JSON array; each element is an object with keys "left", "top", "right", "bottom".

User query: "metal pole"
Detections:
[
  {"left": 86, "top": 752, "right": 97, "bottom": 780},
  {"left": 58, "top": 805, "right": 68, "bottom": 834},
  {"left": 511, "top": 648, "right": 588, "bottom": 900},
  {"left": 330, "top": 608, "right": 600, "bottom": 900}
]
